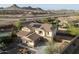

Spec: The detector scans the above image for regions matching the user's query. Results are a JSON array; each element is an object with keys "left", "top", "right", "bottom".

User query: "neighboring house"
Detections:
[
  {"left": 17, "top": 31, "right": 41, "bottom": 47},
  {"left": 17, "top": 23, "right": 57, "bottom": 47}
]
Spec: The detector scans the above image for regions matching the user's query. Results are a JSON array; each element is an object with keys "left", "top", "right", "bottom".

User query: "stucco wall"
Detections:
[
  {"left": 46, "top": 32, "right": 52, "bottom": 37},
  {"left": 35, "top": 28, "right": 45, "bottom": 37},
  {"left": 21, "top": 36, "right": 35, "bottom": 47}
]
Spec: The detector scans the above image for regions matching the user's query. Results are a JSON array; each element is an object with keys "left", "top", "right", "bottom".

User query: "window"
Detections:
[
  {"left": 39, "top": 31, "right": 42, "bottom": 34},
  {"left": 30, "top": 41, "right": 32, "bottom": 42},
  {"left": 47, "top": 32, "right": 49, "bottom": 35},
  {"left": 72, "top": 43, "right": 76, "bottom": 46}
]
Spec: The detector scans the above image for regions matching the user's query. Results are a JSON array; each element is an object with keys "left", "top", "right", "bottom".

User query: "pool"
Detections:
[{"left": 0, "top": 32, "right": 11, "bottom": 37}]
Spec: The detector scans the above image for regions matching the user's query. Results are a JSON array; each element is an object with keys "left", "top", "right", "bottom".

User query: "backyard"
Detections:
[{"left": 35, "top": 40, "right": 70, "bottom": 54}]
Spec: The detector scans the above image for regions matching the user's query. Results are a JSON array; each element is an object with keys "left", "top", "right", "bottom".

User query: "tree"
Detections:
[
  {"left": 44, "top": 41, "right": 61, "bottom": 54},
  {"left": 42, "top": 17, "right": 60, "bottom": 29},
  {"left": 47, "top": 17, "right": 60, "bottom": 38},
  {"left": 0, "top": 31, "right": 17, "bottom": 49},
  {"left": 14, "top": 21, "right": 22, "bottom": 31},
  {"left": 50, "top": 17, "right": 60, "bottom": 30}
]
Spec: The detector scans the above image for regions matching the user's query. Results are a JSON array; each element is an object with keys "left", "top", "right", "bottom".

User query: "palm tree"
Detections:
[
  {"left": 47, "top": 17, "right": 60, "bottom": 39},
  {"left": 44, "top": 17, "right": 60, "bottom": 54},
  {"left": 14, "top": 20, "right": 22, "bottom": 31}
]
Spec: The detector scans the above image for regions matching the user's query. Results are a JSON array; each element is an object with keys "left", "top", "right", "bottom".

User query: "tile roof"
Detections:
[
  {"left": 17, "top": 31, "right": 41, "bottom": 41},
  {"left": 17, "top": 31, "right": 33, "bottom": 37},
  {"left": 40, "top": 23, "right": 52, "bottom": 32},
  {"left": 27, "top": 33, "right": 41, "bottom": 41},
  {"left": 29, "top": 23, "right": 52, "bottom": 32}
]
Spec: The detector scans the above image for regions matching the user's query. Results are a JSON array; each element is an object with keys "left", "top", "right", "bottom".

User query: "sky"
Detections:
[{"left": 0, "top": 4, "right": 79, "bottom": 10}]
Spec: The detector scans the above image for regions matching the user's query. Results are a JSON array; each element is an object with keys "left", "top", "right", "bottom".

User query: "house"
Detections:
[
  {"left": 29, "top": 23, "right": 57, "bottom": 40},
  {"left": 17, "top": 23, "right": 57, "bottom": 47}
]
